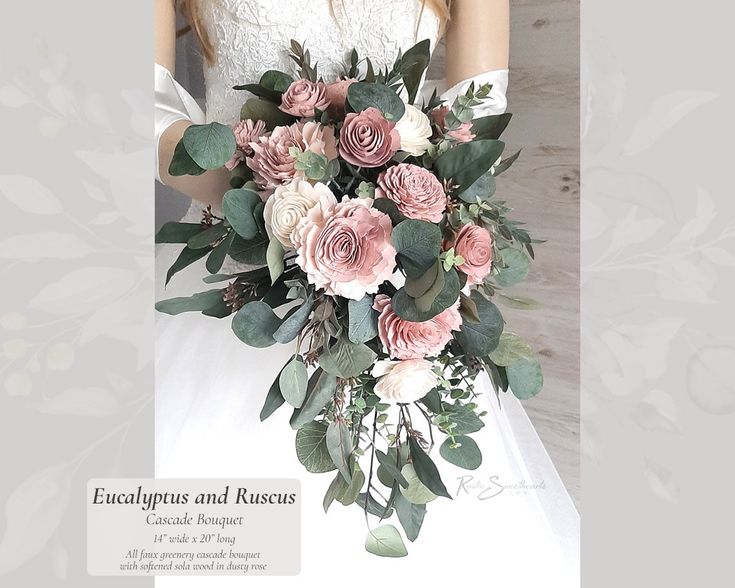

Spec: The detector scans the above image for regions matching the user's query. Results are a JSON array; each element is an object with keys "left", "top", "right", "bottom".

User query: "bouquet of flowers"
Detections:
[{"left": 156, "top": 40, "right": 542, "bottom": 557}]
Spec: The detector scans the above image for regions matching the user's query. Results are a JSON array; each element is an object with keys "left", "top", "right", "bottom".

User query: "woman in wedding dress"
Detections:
[{"left": 154, "top": 1, "right": 579, "bottom": 585}]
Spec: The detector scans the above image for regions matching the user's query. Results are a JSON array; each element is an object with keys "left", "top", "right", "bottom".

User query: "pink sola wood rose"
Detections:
[
  {"left": 225, "top": 119, "right": 268, "bottom": 170},
  {"left": 338, "top": 107, "right": 400, "bottom": 167},
  {"left": 431, "top": 105, "right": 476, "bottom": 143},
  {"left": 452, "top": 223, "right": 494, "bottom": 285},
  {"left": 247, "top": 121, "right": 337, "bottom": 188},
  {"left": 376, "top": 163, "right": 448, "bottom": 223},
  {"left": 325, "top": 78, "right": 357, "bottom": 116},
  {"left": 373, "top": 294, "right": 461, "bottom": 360},
  {"left": 279, "top": 79, "right": 331, "bottom": 117},
  {"left": 295, "top": 197, "right": 396, "bottom": 300}
]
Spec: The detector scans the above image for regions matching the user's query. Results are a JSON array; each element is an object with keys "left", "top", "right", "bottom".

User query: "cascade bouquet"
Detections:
[{"left": 157, "top": 40, "right": 543, "bottom": 556}]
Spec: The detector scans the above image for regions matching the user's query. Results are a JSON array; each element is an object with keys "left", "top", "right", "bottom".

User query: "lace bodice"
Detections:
[{"left": 199, "top": 0, "right": 441, "bottom": 125}]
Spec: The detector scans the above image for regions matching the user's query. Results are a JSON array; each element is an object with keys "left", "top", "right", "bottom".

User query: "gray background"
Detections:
[{"left": 156, "top": 0, "right": 582, "bottom": 506}]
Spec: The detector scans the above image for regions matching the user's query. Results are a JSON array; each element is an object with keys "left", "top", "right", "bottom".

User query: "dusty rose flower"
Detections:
[
  {"left": 325, "top": 78, "right": 357, "bottom": 116},
  {"left": 301, "top": 121, "right": 338, "bottom": 160},
  {"left": 452, "top": 223, "right": 494, "bottom": 285},
  {"left": 430, "top": 105, "right": 476, "bottom": 143},
  {"left": 295, "top": 197, "right": 396, "bottom": 300},
  {"left": 373, "top": 294, "right": 461, "bottom": 360},
  {"left": 233, "top": 119, "right": 268, "bottom": 154},
  {"left": 263, "top": 179, "right": 337, "bottom": 249},
  {"left": 225, "top": 150, "right": 245, "bottom": 171},
  {"left": 280, "top": 79, "right": 330, "bottom": 117},
  {"left": 372, "top": 359, "right": 438, "bottom": 404},
  {"left": 376, "top": 163, "right": 447, "bottom": 222},
  {"left": 247, "top": 121, "right": 336, "bottom": 188},
  {"left": 339, "top": 107, "right": 400, "bottom": 167}
]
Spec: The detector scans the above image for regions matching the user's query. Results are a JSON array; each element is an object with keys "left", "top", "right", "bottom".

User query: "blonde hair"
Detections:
[{"left": 177, "top": 0, "right": 452, "bottom": 65}]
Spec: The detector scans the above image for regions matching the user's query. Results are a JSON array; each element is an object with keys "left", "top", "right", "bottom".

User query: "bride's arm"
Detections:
[
  {"left": 445, "top": 0, "right": 509, "bottom": 87},
  {"left": 155, "top": 0, "right": 230, "bottom": 208}
]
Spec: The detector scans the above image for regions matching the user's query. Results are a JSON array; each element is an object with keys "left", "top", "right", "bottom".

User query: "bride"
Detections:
[{"left": 154, "top": 0, "right": 579, "bottom": 585}]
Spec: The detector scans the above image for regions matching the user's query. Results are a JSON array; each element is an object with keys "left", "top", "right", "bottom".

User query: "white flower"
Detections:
[
  {"left": 372, "top": 359, "right": 438, "bottom": 404},
  {"left": 394, "top": 104, "right": 433, "bottom": 156},
  {"left": 263, "top": 179, "right": 337, "bottom": 248}
]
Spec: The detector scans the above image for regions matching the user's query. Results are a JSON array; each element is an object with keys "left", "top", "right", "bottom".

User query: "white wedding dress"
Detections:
[{"left": 155, "top": 1, "right": 579, "bottom": 586}]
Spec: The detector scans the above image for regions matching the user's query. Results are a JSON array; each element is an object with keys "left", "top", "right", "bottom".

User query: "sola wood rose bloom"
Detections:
[
  {"left": 452, "top": 223, "right": 494, "bottom": 285},
  {"left": 279, "top": 79, "right": 331, "bottom": 117},
  {"left": 372, "top": 359, "right": 438, "bottom": 404},
  {"left": 325, "top": 78, "right": 357, "bottom": 116},
  {"left": 248, "top": 121, "right": 337, "bottom": 188},
  {"left": 295, "top": 198, "right": 396, "bottom": 300},
  {"left": 373, "top": 294, "right": 461, "bottom": 360},
  {"left": 225, "top": 119, "right": 269, "bottom": 170},
  {"left": 376, "top": 163, "right": 448, "bottom": 222},
  {"left": 339, "top": 107, "right": 400, "bottom": 167},
  {"left": 394, "top": 103, "right": 433, "bottom": 156},
  {"left": 430, "top": 105, "right": 476, "bottom": 143},
  {"left": 263, "top": 179, "right": 337, "bottom": 249}
]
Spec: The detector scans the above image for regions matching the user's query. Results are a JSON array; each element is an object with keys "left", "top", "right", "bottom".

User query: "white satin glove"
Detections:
[
  {"left": 154, "top": 63, "right": 206, "bottom": 183},
  {"left": 422, "top": 68, "right": 509, "bottom": 116}
]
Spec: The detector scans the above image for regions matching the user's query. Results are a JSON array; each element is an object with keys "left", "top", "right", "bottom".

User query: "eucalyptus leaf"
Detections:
[
  {"left": 494, "top": 248, "right": 531, "bottom": 287},
  {"left": 319, "top": 337, "right": 377, "bottom": 379},
  {"left": 222, "top": 188, "right": 261, "bottom": 240},
  {"left": 182, "top": 122, "right": 237, "bottom": 170},
  {"left": 231, "top": 300, "right": 282, "bottom": 348},
  {"left": 407, "top": 437, "right": 451, "bottom": 499},
  {"left": 443, "top": 404, "right": 485, "bottom": 435},
  {"left": 392, "top": 219, "right": 442, "bottom": 278},
  {"left": 155, "top": 290, "right": 224, "bottom": 315},
  {"left": 434, "top": 139, "right": 505, "bottom": 195},
  {"left": 394, "top": 492, "right": 426, "bottom": 542},
  {"left": 459, "top": 169, "right": 496, "bottom": 203},
  {"left": 348, "top": 295, "right": 378, "bottom": 344},
  {"left": 356, "top": 492, "right": 394, "bottom": 518},
  {"left": 273, "top": 297, "right": 313, "bottom": 344},
  {"left": 398, "top": 464, "right": 437, "bottom": 504},
  {"left": 488, "top": 332, "right": 535, "bottom": 366},
  {"left": 266, "top": 238, "right": 285, "bottom": 283},
  {"left": 326, "top": 420, "right": 353, "bottom": 483},
  {"left": 259, "top": 70, "right": 294, "bottom": 93},
  {"left": 168, "top": 140, "right": 206, "bottom": 176},
  {"left": 507, "top": 357, "right": 543, "bottom": 399},
  {"left": 376, "top": 450, "right": 409, "bottom": 489},
  {"left": 260, "top": 368, "right": 286, "bottom": 421},
  {"left": 295, "top": 421, "right": 336, "bottom": 474},
  {"left": 279, "top": 357, "right": 308, "bottom": 408},
  {"left": 155, "top": 222, "right": 203, "bottom": 244},
  {"left": 493, "top": 149, "right": 521, "bottom": 176},
  {"left": 347, "top": 82, "right": 405, "bottom": 122},
  {"left": 455, "top": 290, "right": 504, "bottom": 356},
  {"left": 323, "top": 472, "right": 349, "bottom": 513},
  {"left": 391, "top": 267, "right": 460, "bottom": 322},
  {"left": 206, "top": 230, "right": 235, "bottom": 274},
  {"left": 400, "top": 39, "right": 431, "bottom": 104},
  {"left": 229, "top": 234, "right": 268, "bottom": 265},
  {"left": 289, "top": 369, "right": 337, "bottom": 429},
  {"left": 365, "top": 525, "right": 407, "bottom": 558},
  {"left": 439, "top": 435, "right": 482, "bottom": 470},
  {"left": 187, "top": 222, "right": 228, "bottom": 250},
  {"left": 471, "top": 113, "right": 512, "bottom": 140},
  {"left": 165, "top": 246, "right": 209, "bottom": 285},
  {"left": 337, "top": 463, "right": 365, "bottom": 506},
  {"left": 240, "top": 98, "right": 295, "bottom": 129}
]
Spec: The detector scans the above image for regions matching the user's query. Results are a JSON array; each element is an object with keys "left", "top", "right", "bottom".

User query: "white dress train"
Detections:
[{"left": 155, "top": 1, "right": 579, "bottom": 585}]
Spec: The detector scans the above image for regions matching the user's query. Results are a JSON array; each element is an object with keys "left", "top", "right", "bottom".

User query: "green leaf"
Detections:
[
  {"left": 240, "top": 98, "right": 295, "bottom": 130},
  {"left": 259, "top": 70, "right": 294, "bottom": 93},
  {"left": 326, "top": 420, "right": 354, "bottom": 483},
  {"left": 155, "top": 222, "right": 203, "bottom": 244},
  {"left": 260, "top": 368, "right": 286, "bottom": 421},
  {"left": 398, "top": 464, "right": 437, "bottom": 504},
  {"left": 167, "top": 140, "right": 206, "bottom": 176},
  {"left": 182, "top": 122, "right": 237, "bottom": 170},
  {"left": 289, "top": 369, "right": 337, "bottom": 429},
  {"left": 231, "top": 300, "right": 282, "bottom": 348},
  {"left": 323, "top": 472, "right": 349, "bottom": 512},
  {"left": 319, "top": 337, "right": 377, "bottom": 379},
  {"left": 392, "top": 219, "right": 442, "bottom": 278},
  {"left": 443, "top": 404, "right": 485, "bottom": 435},
  {"left": 439, "top": 435, "right": 482, "bottom": 470},
  {"left": 187, "top": 222, "right": 228, "bottom": 249},
  {"left": 295, "top": 421, "right": 336, "bottom": 474},
  {"left": 155, "top": 290, "right": 224, "bottom": 315},
  {"left": 279, "top": 357, "right": 308, "bottom": 408},
  {"left": 229, "top": 234, "right": 268, "bottom": 265},
  {"left": 434, "top": 139, "right": 505, "bottom": 195},
  {"left": 222, "top": 188, "right": 261, "bottom": 240},
  {"left": 364, "top": 525, "right": 408, "bottom": 558},
  {"left": 394, "top": 492, "right": 426, "bottom": 542},
  {"left": 404, "top": 258, "right": 442, "bottom": 298},
  {"left": 266, "top": 238, "right": 285, "bottom": 283},
  {"left": 471, "top": 113, "right": 512, "bottom": 140},
  {"left": 337, "top": 462, "right": 365, "bottom": 506},
  {"left": 488, "top": 332, "right": 535, "bottom": 366},
  {"left": 273, "top": 297, "right": 313, "bottom": 344},
  {"left": 348, "top": 295, "right": 378, "bottom": 344},
  {"left": 347, "top": 82, "right": 405, "bottom": 122},
  {"left": 494, "top": 248, "right": 531, "bottom": 287},
  {"left": 400, "top": 39, "right": 431, "bottom": 104},
  {"left": 376, "top": 450, "right": 409, "bottom": 489},
  {"left": 413, "top": 261, "right": 445, "bottom": 313},
  {"left": 506, "top": 357, "right": 543, "bottom": 399},
  {"left": 372, "top": 198, "right": 405, "bottom": 225},
  {"left": 206, "top": 230, "right": 235, "bottom": 274},
  {"left": 459, "top": 169, "right": 496, "bottom": 203},
  {"left": 391, "top": 267, "right": 460, "bottom": 322},
  {"left": 493, "top": 149, "right": 521, "bottom": 176},
  {"left": 165, "top": 246, "right": 209, "bottom": 285},
  {"left": 455, "top": 290, "right": 503, "bottom": 356},
  {"left": 407, "top": 437, "right": 451, "bottom": 499}
]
